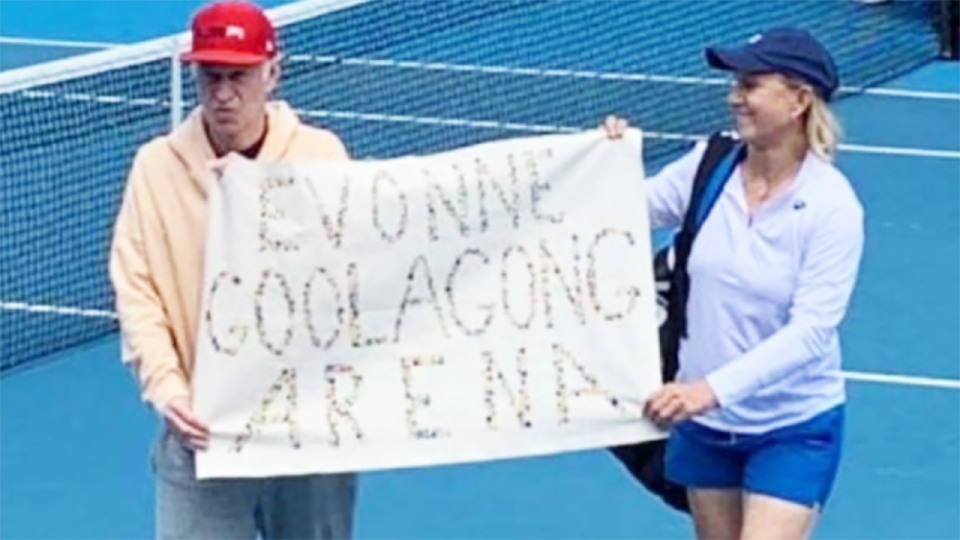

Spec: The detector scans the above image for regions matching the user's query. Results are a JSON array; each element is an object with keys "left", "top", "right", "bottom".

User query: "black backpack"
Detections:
[{"left": 609, "top": 132, "right": 744, "bottom": 513}]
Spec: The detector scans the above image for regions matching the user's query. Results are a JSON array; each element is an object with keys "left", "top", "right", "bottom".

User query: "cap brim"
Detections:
[
  {"left": 182, "top": 50, "right": 269, "bottom": 66},
  {"left": 705, "top": 47, "right": 772, "bottom": 74}
]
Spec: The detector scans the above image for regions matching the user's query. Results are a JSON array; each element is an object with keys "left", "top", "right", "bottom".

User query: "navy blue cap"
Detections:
[{"left": 705, "top": 27, "right": 839, "bottom": 101}]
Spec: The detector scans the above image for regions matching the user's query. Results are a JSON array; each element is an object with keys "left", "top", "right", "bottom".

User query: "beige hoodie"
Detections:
[{"left": 110, "top": 100, "right": 348, "bottom": 411}]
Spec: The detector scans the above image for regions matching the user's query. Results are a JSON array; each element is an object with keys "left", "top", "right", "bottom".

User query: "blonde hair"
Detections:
[
  {"left": 804, "top": 93, "right": 842, "bottom": 162},
  {"left": 780, "top": 76, "right": 842, "bottom": 161}
]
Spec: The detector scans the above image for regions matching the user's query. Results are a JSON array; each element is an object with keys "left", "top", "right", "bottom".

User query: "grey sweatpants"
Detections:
[{"left": 152, "top": 428, "right": 357, "bottom": 539}]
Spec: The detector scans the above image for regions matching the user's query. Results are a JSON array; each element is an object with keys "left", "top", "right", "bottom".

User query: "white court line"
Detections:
[
  {"left": 289, "top": 54, "right": 960, "bottom": 102},
  {"left": 300, "top": 108, "right": 960, "bottom": 160},
  {"left": 2, "top": 301, "right": 957, "bottom": 390},
  {"left": 1, "top": 301, "right": 116, "bottom": 319},
  {"left": 851, "top": 86, "right": 960, "bottom": 101},
  {"left": 0, "top": 0, "right": 368, "bottom": 93},
  {"left": 0, "top": 36, "right": 122, "bottom": 50},
  {"left": 838, "top": 143, "right": 960, "bottom": 160},
  {"left": 203, "top": 49, "right": 960, "bottom": 101},
  {"left": 3, "top": 37, "right": 958, "bottom": 101},
  {"left": 843, "top": 371, "right": 960, "bottom": 390},
  {"left": 8, "top": 86, "right": 960, "bottom": 159}
]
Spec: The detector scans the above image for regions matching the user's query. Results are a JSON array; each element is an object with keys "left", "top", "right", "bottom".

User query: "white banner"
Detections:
[{"left": 193, "top": 128, "right": 665, "bottom": 479}]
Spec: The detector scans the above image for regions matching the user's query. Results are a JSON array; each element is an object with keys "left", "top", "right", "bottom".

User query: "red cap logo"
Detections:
[{"left": 182, "top": 1, "right": 277, "bottom": 65}]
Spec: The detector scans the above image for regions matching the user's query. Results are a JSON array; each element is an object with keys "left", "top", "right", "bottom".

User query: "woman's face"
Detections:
[{"left": 727, "top": 72, "right": 810, "bottom": 147}]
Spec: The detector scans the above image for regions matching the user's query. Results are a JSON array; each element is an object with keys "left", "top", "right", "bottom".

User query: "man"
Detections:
[{"left": 109, "top": 1, "right": 356, "bottom": 538}]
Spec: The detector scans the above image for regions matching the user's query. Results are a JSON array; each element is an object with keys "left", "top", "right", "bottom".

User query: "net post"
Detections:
[
  {"left": 170, "top": 38, "right": 184, "bottom": 128},
  {"left": 938, "top": 0, "right": 959, "bottom": 60}
]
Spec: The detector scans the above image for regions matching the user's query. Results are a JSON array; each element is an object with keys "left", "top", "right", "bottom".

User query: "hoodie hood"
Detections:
[{"left": 167, "top": 100, "right": 303, "bottom": 190}]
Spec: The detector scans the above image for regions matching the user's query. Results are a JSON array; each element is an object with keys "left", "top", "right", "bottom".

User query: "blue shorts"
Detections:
[{"left": 664, "top": 405, "right": 844, "bottom": 508}]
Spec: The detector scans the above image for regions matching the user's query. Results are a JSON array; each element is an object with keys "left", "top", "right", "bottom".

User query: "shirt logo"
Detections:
[{"left": 793, "top": 200, "right": 806, "bottom": 210}]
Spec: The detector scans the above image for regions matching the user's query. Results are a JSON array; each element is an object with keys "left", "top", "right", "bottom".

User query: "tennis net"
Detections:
[{"left": 0, "top": 0, "right": 954, "bottom": 373}]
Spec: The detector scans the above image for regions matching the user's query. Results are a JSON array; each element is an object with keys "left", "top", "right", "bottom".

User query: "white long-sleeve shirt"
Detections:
[{"left": 646, "top": 141, "right": 864, "bottom": 434}]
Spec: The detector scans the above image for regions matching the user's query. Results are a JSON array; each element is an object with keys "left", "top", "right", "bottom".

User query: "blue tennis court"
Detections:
[{"left": 1, "top": 1, "right": 958, "bottom": 539}]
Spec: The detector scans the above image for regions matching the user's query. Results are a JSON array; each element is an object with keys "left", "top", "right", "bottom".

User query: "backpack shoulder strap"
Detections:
[
  {"left": 681, "top": 132, "right": 741, "bottom": 236},
  {"left": 668, "top": 132, "right": 743, "bottom": 340}
]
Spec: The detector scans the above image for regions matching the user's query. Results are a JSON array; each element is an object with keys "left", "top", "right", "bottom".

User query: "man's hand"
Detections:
[
  {"left": 644, "top": 380, "right": 718, "bottom": 426},
  {"left": 600, "top": 115, "right": 629, "bottom": 139},
  {"left": 207, "top": 152, "right": 247, "bottom": 179},
  {"left": 163, "top": 396, "right": 209, "bottom": 451}
]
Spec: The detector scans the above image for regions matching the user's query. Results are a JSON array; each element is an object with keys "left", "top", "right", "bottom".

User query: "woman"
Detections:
[{"left": 605, "top": 27, "right": 864, "bottom": 540}]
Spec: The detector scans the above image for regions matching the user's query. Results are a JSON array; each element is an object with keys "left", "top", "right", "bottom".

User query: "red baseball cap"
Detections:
[{"left": 182, "top": 0, "right": 277, "bottom": 65}]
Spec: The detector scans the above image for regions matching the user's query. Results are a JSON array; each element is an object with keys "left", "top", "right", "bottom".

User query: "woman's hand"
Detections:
[{"left": 644, "top": 381, "right": 718, "bottom": 426}]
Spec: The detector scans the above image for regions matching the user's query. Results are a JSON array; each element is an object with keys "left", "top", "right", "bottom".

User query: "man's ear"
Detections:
[{"left": 264, "top": 56, "right": 282, "bottom": 94}]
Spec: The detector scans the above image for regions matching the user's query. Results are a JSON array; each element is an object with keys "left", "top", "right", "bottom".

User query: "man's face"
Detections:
[{"left": 195, "top": 61, "right": 277, "bottom": 140}]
